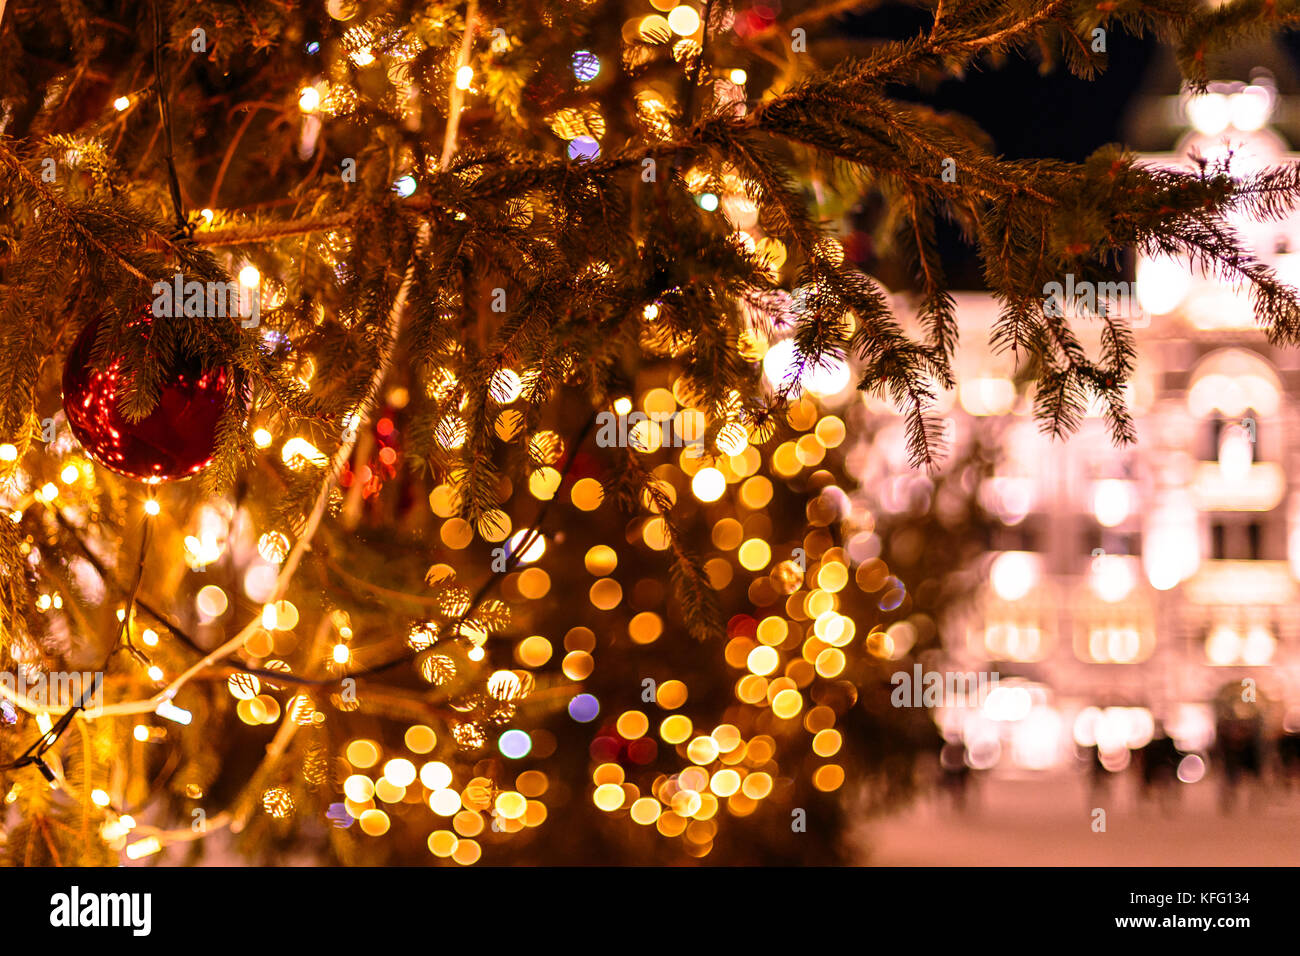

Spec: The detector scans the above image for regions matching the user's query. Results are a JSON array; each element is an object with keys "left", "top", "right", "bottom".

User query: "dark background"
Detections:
[{"left": 839, "top": 2, "right": 1300, "bottom": 287}]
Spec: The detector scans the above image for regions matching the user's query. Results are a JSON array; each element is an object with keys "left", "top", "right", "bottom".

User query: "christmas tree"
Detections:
[{"left": 2, "top": 0, "right": 1300, "bottom": 865}]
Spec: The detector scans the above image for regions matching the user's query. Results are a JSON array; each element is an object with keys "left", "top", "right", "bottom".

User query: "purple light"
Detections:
[
  {"left": 572, "top": 50, "right": 600, "bottom": 82},
  {"left": 499, "top": 729, "right": 532, "bottom": 758},
  {"left": 568, "top": 136, "right": 600, "bottom": 161},
  {"left": 569, "top": 693, "right": 600, "bottom": 723},
  {"left": 878, "top": 577, "right": 906, "bottom": 612}
]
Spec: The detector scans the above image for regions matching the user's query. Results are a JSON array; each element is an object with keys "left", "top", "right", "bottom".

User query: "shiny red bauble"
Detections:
[{"left": 61, "top": 313, "right": 232, "bottom": 482}]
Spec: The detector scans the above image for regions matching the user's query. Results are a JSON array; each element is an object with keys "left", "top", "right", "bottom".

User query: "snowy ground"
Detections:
[{"left": 860, "top": 770, "right": 1300, "bottom": 865}]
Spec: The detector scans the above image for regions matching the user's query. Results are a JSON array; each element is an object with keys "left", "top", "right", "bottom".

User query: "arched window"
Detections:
[{"left": 1187, "top": 349, "right": 1280, "bottom": 464}]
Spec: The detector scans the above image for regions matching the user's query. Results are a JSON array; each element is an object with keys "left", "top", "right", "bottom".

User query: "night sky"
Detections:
[{"left": 840, "top": 3, "right": 1300, "bottom": 287}]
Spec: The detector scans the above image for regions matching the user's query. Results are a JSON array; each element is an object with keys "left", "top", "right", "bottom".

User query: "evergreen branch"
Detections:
[
  {"left": 0, "top": 138, "right": 151, "bottom": 282},
  {"left": 191, "top": 212, "right": 362, "bottom": 246}
]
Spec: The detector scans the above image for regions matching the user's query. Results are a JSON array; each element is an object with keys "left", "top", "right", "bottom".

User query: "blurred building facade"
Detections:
[{"left": 868, "top": 74, "right": 1300, "bottom": 776}]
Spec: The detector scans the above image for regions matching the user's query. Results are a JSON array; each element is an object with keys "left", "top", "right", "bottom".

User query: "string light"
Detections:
[
  {"left": 125, "top": 836, "right": 162, "bottom": 859},
  {"left": 298, "top": 86, "right": 321, "bottom": 113},
  {"left": 156, "top": 700, "right": 192, "bottom": 725}
]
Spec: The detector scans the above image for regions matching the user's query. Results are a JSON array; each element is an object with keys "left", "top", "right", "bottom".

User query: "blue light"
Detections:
[
  {"left": 572, "top": 50, "right": 600, "bottom": 82},
  {"left": 393, "top": 175, "right": 417, "bottom": 197},
  {"left": 569, "top": 693, "right": 600, "bottom": 723},
  {"left": 877, "top": 577, "right": 906, "bottom": 611},
  {"left": 568, "top": 136, "right": 600, "bottom": 161},
  {"left": 499, "top": 729, "right": 532, "bottom": 759},
  {"left": 306, "top": 41, "right": 320, "bottom": 54}
]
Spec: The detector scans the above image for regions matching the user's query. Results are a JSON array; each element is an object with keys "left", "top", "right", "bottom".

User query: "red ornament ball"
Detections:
[{"left": 61, "top": 313, "right": 233, "bottom": 482}]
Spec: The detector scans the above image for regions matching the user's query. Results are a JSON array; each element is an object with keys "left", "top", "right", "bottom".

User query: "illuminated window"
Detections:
[{"left": 1187, "top": 350, "right": 1280, "bottom": 421}]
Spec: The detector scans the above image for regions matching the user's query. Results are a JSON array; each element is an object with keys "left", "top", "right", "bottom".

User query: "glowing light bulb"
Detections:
[
  {"left": 1135, "top": 255, "right": 1191, "bottom": 316},
  {"left": 144, "top": 499, "right": 160, "bottom": 516},
  {"left": 691, "top": 467, "right": 726, "bottom": 502},
  {"left": 667, "top": 5, "right": 701, "bottom": 35},
  {"left": 282, "top": 437, "right": 327, "bottom": 468},
  {"left": 333, "top": 644, "right": 350, "bottom": 664},
  {"left": 1092, "top": 480, "right": 1132, "bottom": 527},
  {"left": 125, "top": 836, "right": 162, "bottom": 859},
  {"left": 1090, "top": 554, "right": 1135, "bottom": 603},
  {"left": 455, "top": 66, "right": 473, "bottom": 90},
  {"left": 1218, "top": 424, "right": 1253, "bottom": 481},
  {"left": 60, "top": 464, "right": 79, "bottom": 484},
  {"left": 238, "top": 265, "right": 261, "bottom": 288},
  {"left": 114, "top": 96, "right": 131, "bottom": 111},
  {"left": 1230, "top": 84, "right": 1273, "bottom": 131},
  {"left": 298, "top": 86, "right": 321, "bottom": 113},
  {"left": 156, "top": 700, "right": 192, "bottom": 725},
  {"left": 573, "top": 50, "right": 600, "bottom": 82},
  {"left": 729, "top": 69, "right": 747, "bottom": 85},
  {"left": 350, "top": 49, "right": 375, "bottom": 66},
  {"left": 147, "top": 666, "right": 164, "bottom": 682},
  {"left": 990, "top": 551, "right": 1038, "bottom": 602},
  {"left": 91, "top": 789, "right": 110, "bottom": 807},
  {"left": 508, "top": 529, "right": 546, "bottom": 563},
  {"left": 1186, "top": 92, "right": 1230, "bottom": 135},
  {"left": 0, "top": 444, "right": 16, "bottom": 462},
  {"left": 196, "top": 585, "right": 229, "bottom": 619},
  {"left": 253, "top": 428, "right": 273, "bottom": 448}
]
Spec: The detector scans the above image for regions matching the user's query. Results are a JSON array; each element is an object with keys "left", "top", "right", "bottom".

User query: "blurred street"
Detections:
[{"left": 862, "top": 771, "right": 1300, "bottom": 865}]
